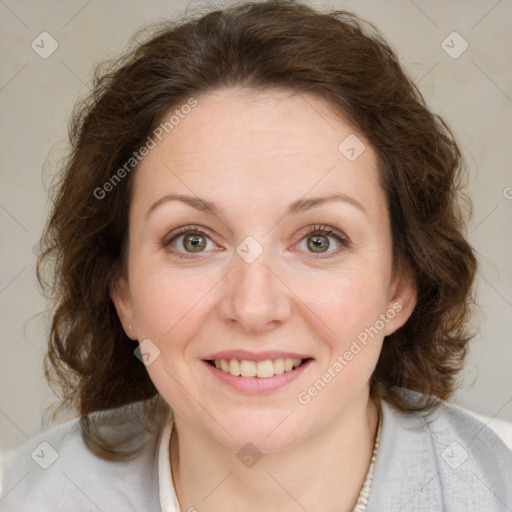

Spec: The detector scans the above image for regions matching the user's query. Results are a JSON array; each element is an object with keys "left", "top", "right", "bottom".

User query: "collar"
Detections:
[{"left": 157, "top": 414, "right": 180, "bottom": 512}]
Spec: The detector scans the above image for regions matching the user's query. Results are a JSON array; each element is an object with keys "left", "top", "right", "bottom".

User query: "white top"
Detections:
[{"left": 157, "top": 417, "right": 179, "bottom": 511}]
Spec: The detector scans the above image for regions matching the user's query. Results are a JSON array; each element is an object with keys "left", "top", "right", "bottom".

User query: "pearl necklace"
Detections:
[{"left": 351, "top": 412, "right": 382, "bottom": 512}]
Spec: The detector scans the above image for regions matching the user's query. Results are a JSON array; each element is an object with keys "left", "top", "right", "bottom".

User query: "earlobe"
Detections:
[
  {"left": 110, "top": 274, "right": 137, "bottom": 339},
  {"left": 384, "top": 262, "right": 417, "bottom": 336}
]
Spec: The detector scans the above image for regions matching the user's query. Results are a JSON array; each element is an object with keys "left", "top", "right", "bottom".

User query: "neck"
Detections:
[{"left": 170, "top": 394, "right": 380, "bottom": 512}]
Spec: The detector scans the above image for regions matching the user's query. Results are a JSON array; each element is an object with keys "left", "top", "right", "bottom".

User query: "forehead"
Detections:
[{"left": 133, "top": 87, "right": 386, "bottom": 221}]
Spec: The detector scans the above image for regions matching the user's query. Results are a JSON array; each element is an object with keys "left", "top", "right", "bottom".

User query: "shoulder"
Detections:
[
  {"left": 369, "top": 388, "right": 512, "bottom": 511},
  {"left": 0, "top": 413, "right": 163, "bottom": 512},
  {"left": 425, "top": 396, "right": 512, "bottom": 459},
  {"left": 399, "top": 390, "right": 512, "bottom": 476},
  {"left": 425, "top": 397, "right": 512, "bottom": 504}
]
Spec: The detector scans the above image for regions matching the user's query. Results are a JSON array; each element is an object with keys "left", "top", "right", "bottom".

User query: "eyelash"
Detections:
[
  {"left": 162, "top": 224, "right": 350, "bottom": 260},
  {"left": 297, "top": 225, "right": 350, "bottom": 257},
  {"left": 162, "top": 226, "right": 214, "bottom": 259}
]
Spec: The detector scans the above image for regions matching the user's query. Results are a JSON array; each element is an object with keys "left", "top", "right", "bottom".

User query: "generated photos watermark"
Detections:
[
  {"left": 297, "top": 302, "right": 402, "bottom": 405},
  {"left": 93, "top": 97, "right": 198, "bottom": 200}
]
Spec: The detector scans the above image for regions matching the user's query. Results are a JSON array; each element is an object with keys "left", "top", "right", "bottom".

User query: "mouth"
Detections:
[{"left": 205, "top": 357, "right": 313, "bottom": 379}]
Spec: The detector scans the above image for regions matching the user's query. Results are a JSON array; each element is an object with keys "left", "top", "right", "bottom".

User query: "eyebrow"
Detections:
[
  {"left": 286, "top": 192, "right": 366, "bottom": 216},
  {"left": 145, "top": 191, "right": 367, "bottom": 220},
  {"left": 146, "top": 194, "right": 222, "bottom": 219}
]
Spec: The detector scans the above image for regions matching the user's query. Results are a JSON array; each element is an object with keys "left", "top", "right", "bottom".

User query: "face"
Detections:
[{"left": 111, "top": 87, "right": 416, "bottom": 452}]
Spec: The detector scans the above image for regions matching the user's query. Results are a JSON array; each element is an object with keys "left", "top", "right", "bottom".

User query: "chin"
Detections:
[{"left": 206, "top": 408, "right": 309, "bottom": 453}]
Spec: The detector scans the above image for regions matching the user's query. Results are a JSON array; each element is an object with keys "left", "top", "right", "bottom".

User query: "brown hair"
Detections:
[{"left": 38, "top": 0, "right": 477, "bottom": 459}]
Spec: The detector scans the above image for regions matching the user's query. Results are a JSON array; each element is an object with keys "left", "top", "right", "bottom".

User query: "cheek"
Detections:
[
  {"left": 131, "top": 267, "right": 216, "bottom": 341},
  {"left": 129, "top": 268, "right": 216, "bottom": 406},
  {"left": 292, "top": 271, "right": 388, "bottom": 413},
  {"left": 292, "top": 268, "right": 390, "bottom": 399},
  {"left": 297, "top": 267, "right": 390, "bottom": 341}
]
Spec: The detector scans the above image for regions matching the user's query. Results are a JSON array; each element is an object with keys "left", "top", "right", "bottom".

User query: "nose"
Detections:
[{"left": 219, "top": 245, "right": 293, "bottom": 334}]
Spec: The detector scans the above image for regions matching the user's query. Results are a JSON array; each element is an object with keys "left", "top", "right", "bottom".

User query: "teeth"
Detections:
[
  {"left": 240, "top": 360, "right": 257, "bottom": 377},
  {"left": 256, "top": 360, "right": 274, "bottom": 378},
  {"left": 273, "top": 358, "right": 285, "bottom": 375},
  {"left": 212, "top": 358, "right": 304, "bottom": 378},
  {"left": 229, "top": 359, "right": 241, "bottom": 376}
]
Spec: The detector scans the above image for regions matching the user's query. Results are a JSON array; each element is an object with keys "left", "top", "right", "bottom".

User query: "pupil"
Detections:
[
  {"left": 185, "top": 234, "right": 206, "bottom": 252},
  {"left": 309, "top": 235, "right": 328, "bottom": 252}
]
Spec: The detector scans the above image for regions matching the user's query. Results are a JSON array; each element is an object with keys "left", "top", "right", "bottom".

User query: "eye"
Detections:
[
  {"left": 163, "top": 225, "right": 217, "bottom": 258},
  {"left": 296, "top": 224, "right": 350, "bottom": 256}
]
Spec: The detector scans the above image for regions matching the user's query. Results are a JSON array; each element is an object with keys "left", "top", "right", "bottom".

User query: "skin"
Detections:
[{"left": 111, "top": 86, "right": 417, "bottom": 512}]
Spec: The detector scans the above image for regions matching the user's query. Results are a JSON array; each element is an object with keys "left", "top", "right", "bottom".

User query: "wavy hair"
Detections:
[{"left": 37, "top": 0, "right": 478, "bottom": 459}]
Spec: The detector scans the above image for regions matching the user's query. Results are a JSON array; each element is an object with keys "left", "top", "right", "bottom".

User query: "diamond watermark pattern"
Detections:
[
  {"left": 236, "top": 236, "right": 263, "bottom": 264},
  {"left": 31, "top": 32, "right": 59, "bottom": 59},
  {"left": 441, "top": 440, "right": 469, "bottom": 469},
  {"left": 31, "top": 441, "right": 59, "bottom": 469},
  {"left": 134, "top": 338, "right": 161, "bottom": 366},
  {"left": 237, "top": 442, "right": 263, "bottom": 468},
  {"left": 338, "top": 134, "right": 366, "bottom": 162},
  {"left": 441, "top": 32, "right": 468, "bottom": 59}
]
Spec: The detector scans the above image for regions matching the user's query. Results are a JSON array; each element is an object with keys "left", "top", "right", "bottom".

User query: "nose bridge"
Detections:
[
  {"left": 222, "top": 238, "right": 292, "bottom": 331},
  {"left": 236, "top": 250, "right": 274, "bottom": 297}
]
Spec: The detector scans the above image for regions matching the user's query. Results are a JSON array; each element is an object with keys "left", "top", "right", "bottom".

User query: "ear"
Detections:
[
  {"left": 383, "top": 260, "right": 417, "bottom": 337},
  {"left": 110, "top": 273, "right": 137, "bottom": 340}
]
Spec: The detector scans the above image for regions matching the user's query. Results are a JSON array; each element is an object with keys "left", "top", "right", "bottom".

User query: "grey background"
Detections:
[{"left": 1, "top": 0, "right": 511, "bottom": 452}]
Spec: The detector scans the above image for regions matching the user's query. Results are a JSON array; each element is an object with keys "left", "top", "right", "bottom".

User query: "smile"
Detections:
[
  {"left": 203, "top": 353, "right": 314, "bottom": 394},
  {"left": 207, "top": 358, "right": 310, "bottom": 378}
]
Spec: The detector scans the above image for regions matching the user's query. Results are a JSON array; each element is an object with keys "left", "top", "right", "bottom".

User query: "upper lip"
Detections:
[{"left": 203, "top": 350, "right": 313, "bottom": 362}]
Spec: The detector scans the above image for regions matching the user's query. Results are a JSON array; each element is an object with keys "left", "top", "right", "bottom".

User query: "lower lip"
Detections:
[{"left": 203, "top": 359, "right": 313, "bottom": 394}]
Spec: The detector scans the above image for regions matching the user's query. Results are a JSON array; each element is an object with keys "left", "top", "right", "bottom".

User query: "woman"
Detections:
[{"left": 1, "top": 1, "right": 511, "bottom": 510}]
